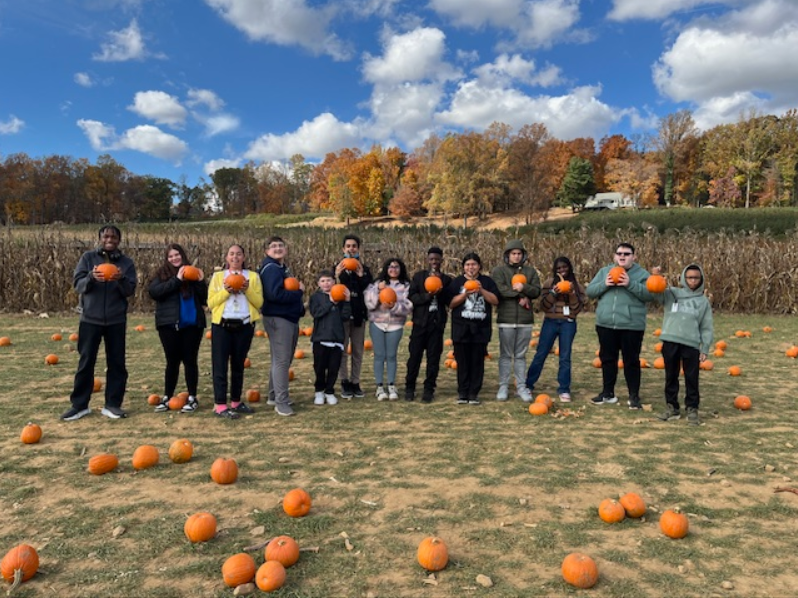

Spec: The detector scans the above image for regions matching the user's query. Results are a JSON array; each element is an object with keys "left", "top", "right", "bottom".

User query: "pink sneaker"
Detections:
[{"left": 559, "top": 393, "right": 571, "bottom": 403}]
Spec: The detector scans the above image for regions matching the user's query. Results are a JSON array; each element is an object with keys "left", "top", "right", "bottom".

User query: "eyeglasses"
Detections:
[{"left": 615, "top": 252, "right": 633, "bottom": 257}]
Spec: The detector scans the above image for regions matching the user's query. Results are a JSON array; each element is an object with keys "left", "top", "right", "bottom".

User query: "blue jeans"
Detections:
[
  {"left": 369, "top": 323, "right": 403, "bottom": 385},
  {"left": 525, "top": 318, "right": 576, "bottom": 394}
]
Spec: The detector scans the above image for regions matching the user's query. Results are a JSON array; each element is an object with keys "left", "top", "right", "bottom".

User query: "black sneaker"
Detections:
[
  {"left": 628, "top": 396, "right": 642, "bottom": 410},
  {"left": 101, "top": 406, "right": 127, "bottom": 419},
  {"left": 456, "top": 398, "right": 468, "bottom": 405},
  {"left": 421, "top": 390, "right": 434, "bottom": 403},
  {"left": 232, "top": 402, "right": 255, "bottom": 414},
  {"left": 181, "top": 397, "right": 199, "bottom": 413},
  {"left": 686, "top": 407, "right": 700, "bottom": 425},
  {"left": 61, "top": 406, "right": 91, "bottom": 421},
  {"left": 657, "top": 405, "right": 682, "bottom": 421},
  {"left": 405, "top": 389, "right": 415, "bottom": 402},
  {"left": 154, "top": 396, "right": 170, "bottom": 413},
  {"left": 468, "top": 398, "right": 481, "bottom": 405},
  {"left": 591, "top": 392, "right": 618, "bottom": 405},
  {"left": 215, "top": 408, "right": 240, "bottom": 419},
  {"left": 340, "top": 380, "right": 354, "bottom": 399},
  {"left": 352, "top": 383, "right": 365, "bottom": 398}
]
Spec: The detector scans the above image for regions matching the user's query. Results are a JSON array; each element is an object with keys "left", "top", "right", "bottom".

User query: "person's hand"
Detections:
[
  {"left": 651, "top": 266, "right": 662, "bottom": 275},
  {"left": 177, "top": 266, "right": 186, "bottom": 281},
  {"left": 377, "top": 281, "right": 386, "bottom": 291},
  {"left": 512, "top": 282, "right": 524, "bottom": 292},
  {"left": 699, "top": 352, "right": 707, "bottom": 362},
  {"left": 616, "top": 271, "right": 630, "bottom": 287}
]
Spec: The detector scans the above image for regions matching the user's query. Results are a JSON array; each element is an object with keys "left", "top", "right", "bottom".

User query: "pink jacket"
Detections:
[{"left": 365, "top": 280, "right": 412, "bottom": 330}]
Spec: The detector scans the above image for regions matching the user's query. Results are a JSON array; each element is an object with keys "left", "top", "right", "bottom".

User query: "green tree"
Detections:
[{"left": 557, "top": 157, "right": 596, "bottom": 211}]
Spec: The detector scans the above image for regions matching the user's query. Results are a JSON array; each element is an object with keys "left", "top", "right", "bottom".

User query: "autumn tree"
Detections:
[
  {"left": 556, "top": 157, "right": 595, "bottom": 211},
  {"left": 707, "top": 167, "right": 742, "bottom": 207},
  {"left": 506, "top": 123, "right": 557, "bottom": 223},
  {"left": 606, "top": 151, "right": 660, "bottom": 207},
  {"left": 655, "top": 110, "right": 698, "bottom": 206},
  {"left": 594, "top": 134, "right": 632, "bottom": 191}
]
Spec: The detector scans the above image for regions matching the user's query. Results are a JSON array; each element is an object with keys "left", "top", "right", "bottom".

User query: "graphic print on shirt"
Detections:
[{"left": 460, "top": 286, "right": 487, "bottom": 320}]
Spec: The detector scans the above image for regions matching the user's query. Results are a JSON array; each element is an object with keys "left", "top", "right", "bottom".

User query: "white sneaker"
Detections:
[
  {"left": 376, "top": 385, "right": 388, "bottom": 401},
  {"left": 388, "top": 384, "right": 399, "bottom": 400},
  {"left": 559, "top": 393, "right": 572, "bottom": 403},
  {"left": 496, "top": 385, "right": 509, "bottom": 401},
  {"left": 314, "top": 391, "right": 325, "bottom": 406},
  {"left": 325, "top": 393, "right": 338, "bottom": 405},
  {"left": 517, "top": 387, "right": 532, "bottom": 402}
]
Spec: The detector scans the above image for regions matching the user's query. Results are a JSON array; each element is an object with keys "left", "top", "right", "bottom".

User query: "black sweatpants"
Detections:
[
  {"left": 313, "top": 343, "right": 343, "bottom": 394},
  {"left": 662, "top": 340, "right": 701, "bottom": 410},
  {"left": 453, "top": 342, "right": 488, "bottom": 400},
  {"left": 157, "top": 325, "right": 204, "bottom": 397},
  {"left": 596, "top": 325, "right": 645, "bottom": 398},
  {"left": 211, "top": 323, "right": 255, "bottom": 405},
  {"left": 405, "top": 324, "right": 445, "bottom": 393},
  {"left": 70, "top": 321, "right": 128, "bottom": 410}
]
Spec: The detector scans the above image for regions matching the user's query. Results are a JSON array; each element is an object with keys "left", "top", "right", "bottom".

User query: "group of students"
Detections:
[{"left": 59, "top": 227, "right": 713, "bottom": 425}]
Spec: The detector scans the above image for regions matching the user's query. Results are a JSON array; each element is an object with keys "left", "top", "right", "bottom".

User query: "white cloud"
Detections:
[
  {"left": 186, "top": 89, "right": 225, "bottom": 111},
  {"left": 77, "top": 119, "right": 188, "bottom": 164},
  {"left": 436, "top": 82, "right": 618, "bottom": 140},
  {"left": 74, "top": 72, "right": 94, "bottom": 87},
  {"left": 244, "top": 113, "right": 363, "bottom": 162},
  {"left": 366, "top": 82, "right": 443, "bottom": 147},
  {"left": 362, "top": 27, "right": 460, "bottom": 85},
  {"left": 200, "top": 114, "right": 241, "bottom": 137},
  {"left": 609, "top": 0, "right": 744, "bottom": 21},
  {"left": 204, "top": 0, "right": 352, "bottom": 60},
  {"left": 431, "top": 0, "right": 581, "bottom": 48},
  {"left": 92, "top": 19, "right": 147, "bottom": 62},
  {"left": 473, "top": 53, "right": 563, "bottom": 87},
  {"left": 0, "top": 115, "right": 25, "bottom": 135},
  {"left": 692, "top": 92, "right": 767, "bottom": 130},
  {"left": 652, "top": 0, "right": 798, "bottom": 124},
  {"left": 128, "top": 91, "right": 188, "bottom": 128},
  {"left": 204, "top": 158, "right": 242, "bottom": 176}
]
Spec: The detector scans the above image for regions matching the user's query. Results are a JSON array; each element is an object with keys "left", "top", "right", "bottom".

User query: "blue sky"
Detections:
[{"left": 1, "top": 0, "right": 796, "bottom": 187}]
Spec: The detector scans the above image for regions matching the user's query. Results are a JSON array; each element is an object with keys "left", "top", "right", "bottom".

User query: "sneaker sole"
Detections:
[
  {"left": 274, "top": 408, "right": 296, "bottom": 417},
  {"left": 101, "top": 408, "right": 126, "bottom": 419},
  {"left": 657, "top": 415, "right": 681, "bottom": 421},
  {"left": 62, "top": 409, "right": 92, "bottom": 421}
]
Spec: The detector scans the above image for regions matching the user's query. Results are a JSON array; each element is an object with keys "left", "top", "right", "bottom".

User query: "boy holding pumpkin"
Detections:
[
  {"left": 652, "top": 264, "right": 714, "bottom": 425},
  {"left": 309, "top": 270, "right": 351, "bottom": 406}
]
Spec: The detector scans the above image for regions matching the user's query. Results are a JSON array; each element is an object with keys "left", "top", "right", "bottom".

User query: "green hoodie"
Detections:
[
  {"left": 658, "top": 264, "right": 714, "bottom": 353},
  {"left": 586, "top": 262, "right": 655, "bottom": 330},
  {"left": 491, "top": 239, "right": 541, "bottom": 325}
]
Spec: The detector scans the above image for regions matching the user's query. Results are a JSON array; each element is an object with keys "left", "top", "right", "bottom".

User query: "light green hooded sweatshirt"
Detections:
[{"left": 658, "top": 264, "right": 714, "bottom": 354}]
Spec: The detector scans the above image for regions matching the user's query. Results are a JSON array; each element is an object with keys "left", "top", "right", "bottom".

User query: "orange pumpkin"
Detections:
[
  {"left": 592, "top": 357, "right": 602, "bottom": 368},
  {"left": 417, "top": 536, "right": 448, "bottom": 572},
  {"left": 528, "top": 402, "right": 549, "bottom": 416},
  {"left": 608, "top": 266, "right": 625, "bottom": 284},
  {"left": 88, "top": 453, "right": 119, "bottom": 475},
  {"left": 246, "top": 389, "right": 261, "bottom": 403},
  {"left": 734, "top": 330, "right": 746, "bottom": 338},
  {"left": 646, "top": 274, "right": 667, "bottom": 293},
  {"left": 342, "top": 257, "right": 359, "bottom": 271},
  {"left": 619, "top": 492, "right": 646, "bottom": 518},
  {"left": 786, "top": 346, "right": 798, "bottom": 358},
  {"left": 699, "top": 359, "right": 714, "bottom": 371},
  {"left": 255, "top": 560, "right": 287, "bottom": 593},
  {"left": 168, "top": 395, "right": 187, "bottom": 411},
  {"left": 20, "top": 422, "right": 43, "bottom": 444},
  {"left": 184, "top": 512, "right": 217, "bottom": 543},
  {"left": 444, "top": 338, "right": 453, "bottom": 346},
  {"left": 265, "top": 535, "right": 300, "bottom": 568},
  {"left": 168, "top": 439, "right": 194, "bottom": 463},
  {"left": 294, "top": 349, "right": 305, "bottom": 359},
  {"left": 51, "top": 333, "right": 63, "bottom": 341},
  {"left": 93, "top": 378, "right": 102, "bottom": 392},
  {"left": 68, "top": 332, "right": 79, "bottom": 342},
  {"left": 44, "top": 354, "right": 59, "bottom": 365},
  {"left": 534, "top": 394, "right": 553, "bottom": 409},
  {"left": 210, "top": 457, "right": 238, "bottom": 485},
  {"left": 283, "top": 488, "right": 312, "bottom": 517},
  {"left": 222, "top": 553, "right": 256, "bottom": 588},
  {"left": 96, "top": 263, "right": 120, "bottom": 281},
  {"left": 660, "top": 509, "right": 689, "bottom": 539},
  {"left": 379, "top": 287, "right": 397, "bottom": 306},
  {"left": 598, "top": 498, "right": 626, "bottom": 524},
  {"left": 727, "top": 365, "right": 742, "bottom": 376},
  {"left": 715, "top": 340, "right": 728, "bottom": 350},
  {"left": 653, "top": 357, "right": 665, "bottom": 369},
  {"left": 147, "top": 393, "right": 162, "bottom": 406},
  {"left": 653, "top": 328, "right": 662, "bottom": 337},
  {"left": 134, "top": 325, "right": 146, "bottom": 332},
  {"left": 182, "top": 265, "right": 201, "bottom": 281},
  {"left": 449, "top": 360, "right": 458, "bottom": 369},
  {"left": 763, "top": 326, "right": 774, "bottom": 333},
  {"left": 205, "top": 330, "right": 212, "bottom": 339},
  {"left": 288, "top": 368, "right": 295, "bottom": 381},
  {"left": 463, "top": 279, "right": 480, "bottom": 292},
  {"left": 304, "top": 326, "right": 313, "bottom": 336},
  {"left": 1, "top": 544, "right": 39, "bottom": 584},
  {"left": 733, "top": 395, "right": 752, "bottom": 410},
  {"left": 283, "top": 277, "right": 300, "bottom": 291},
  {"left": 561, "top": 552, "right": 598, "bottom": 589},
  {"left": 511, "top": 273, "right": 527, "bottom": 285},
  {"left": 132, "top": 445, "right": 160, "bottom": 470},
  {"left": 555, "top": 279, "right": 573, "bottom": 294},
  {"left": 0, "top": 337, "right": 11, "bottom": 346},
  {"left": 424, "top": 276, "right": 443, "bottom": 294},
  {"left": 364, "top": 339, "right": 373, "bottom": 350},
  {"left": 330, "top": 283, "right": 348, "bottom": 302},
  {"left": 226, "top": 272, "right": 246, "bottom": 292},
  {"left": 654, "top": 342, "right": 663, "bottom": 353},
  {"left": 713, "top": 348, "right": 725, "bottom": 357}
]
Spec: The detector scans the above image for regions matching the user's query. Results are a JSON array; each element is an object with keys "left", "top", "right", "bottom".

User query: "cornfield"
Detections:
[{"left": 1, "top": 224, "right": 796, "bottom": 314}]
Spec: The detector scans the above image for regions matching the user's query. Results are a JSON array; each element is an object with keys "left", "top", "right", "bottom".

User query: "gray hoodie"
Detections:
[{"left": 658, "top": 264, "right": 714, "bottom": 354}]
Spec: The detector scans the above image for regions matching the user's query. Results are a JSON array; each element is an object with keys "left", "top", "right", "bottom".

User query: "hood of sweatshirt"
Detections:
[{"left": 503, "top": 239, "right": 527, "bottom": 264}]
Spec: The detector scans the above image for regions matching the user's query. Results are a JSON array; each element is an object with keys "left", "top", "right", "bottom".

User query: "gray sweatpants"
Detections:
[
  {"left": 264, "top": 316, "right": 299, "bottom": 407},
  {"left": 498, "top": 326, "right": 532, "bottom": 389}
]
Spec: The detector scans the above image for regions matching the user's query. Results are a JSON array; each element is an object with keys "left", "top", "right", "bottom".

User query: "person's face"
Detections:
[
  {"left": 463, "top": 259, "right": 480, "bottom": 278},
  {"left": 318, "top": 276, "right": 334, "bottom": 292},
  {"left": 555, "top": 262, "right": 570, "bottom": 278},
  {"left": 226, "top": 246, "right": 245, "bottom": 271},
  {"left": 427, "top": 253, "right": 442, "bottom": 271},
  {"left": 684, "top": 269, "right": 702, "bottom": 290},
  {"left": 387, "top": 262, "right": 401, "bottom": 279},
  {"left": 343, "top": 239, "right": 359, "bottom": 256},
  {"left": 613, "top": 246, "right": 636, "bottom": 268},
  {"left": 267, "top": 240, "right": 286, "bottom": 261},
  {"left": 167, "top": 249, "right": 183, "bottom": 268},
  {"left": 100, "top": 229, "right": 120, "bottom": 252},
  {"left": 507, "top": 249, "right": 524, "bottom": 265}
]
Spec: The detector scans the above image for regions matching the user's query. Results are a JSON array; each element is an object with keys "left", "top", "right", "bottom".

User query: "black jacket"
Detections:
[
  {"left": 335, "top": 261, "right": 373, "bottom": 327},
  {"left": 74, "top": 249, "right": 137, "bottom": 325},
  {"left": 408, "top": 269, "right": 452, "bottom": 330},
  {"left": 309, "top": 291, "right": 351, "bottom": 344},
  {"left": 148, "top": 275, "right": 208, "bottom": 329}
]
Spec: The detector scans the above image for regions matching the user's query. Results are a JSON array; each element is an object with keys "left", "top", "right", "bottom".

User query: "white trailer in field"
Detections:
[{"left": 583, "top": 192, "right": 635, "bottom": 210}]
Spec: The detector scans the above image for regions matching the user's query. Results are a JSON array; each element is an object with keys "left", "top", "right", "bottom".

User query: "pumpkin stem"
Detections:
[{"left": 7, "top": 568, "right": 22, "bottom": 595}]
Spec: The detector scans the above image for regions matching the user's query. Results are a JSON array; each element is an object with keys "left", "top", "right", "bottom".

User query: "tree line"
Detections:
[{"left": 1, "top": 108, "right": 796, "bottom": 225}]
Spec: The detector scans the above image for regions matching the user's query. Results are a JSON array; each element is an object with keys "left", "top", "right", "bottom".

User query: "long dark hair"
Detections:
[
  {"left": 377, "top": 257, "right": 409, "bottom": 284},
  {"left": 152, "top": 243, "right": 193, "bottom": 297},
  {"left": 552, "top": 256, "right": 577, "bottom": 285}
]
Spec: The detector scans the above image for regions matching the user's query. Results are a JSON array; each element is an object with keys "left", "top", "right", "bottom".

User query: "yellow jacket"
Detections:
[{"left": 207, "top": 270, "right": 264, "bottom": 324}]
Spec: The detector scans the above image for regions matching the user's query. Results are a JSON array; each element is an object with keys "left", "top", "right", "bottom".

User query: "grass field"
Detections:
[{"left": 1, "top": 311, "right": 798, "bottom": 597}]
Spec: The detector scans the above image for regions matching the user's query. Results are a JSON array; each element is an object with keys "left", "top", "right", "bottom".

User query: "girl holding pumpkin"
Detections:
[
  {"left": 148, "top": 243, "right": 208, "bottom": 414},
  {"left": 525, "top": 256, "right": 585, "bottom": 403},
  {"left": 364, "top": 258, "right": 412, "bottom": 400},
  {"left": 445, "top": 253, "right": 499, "bottom": 405},
  {"left": 207, "top": 244, "right": 263, "bottom": 419}
]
